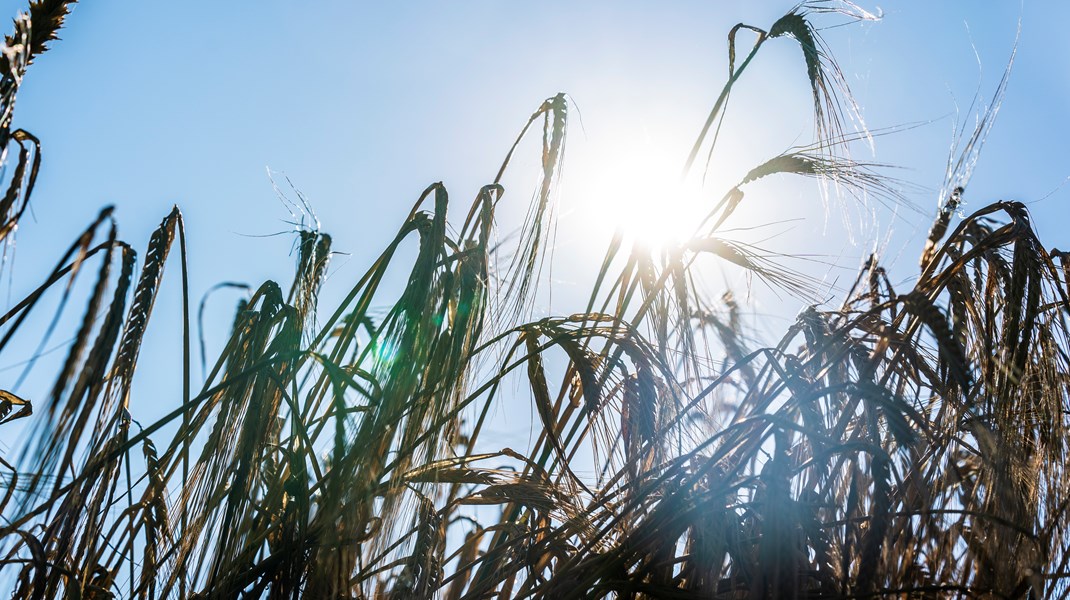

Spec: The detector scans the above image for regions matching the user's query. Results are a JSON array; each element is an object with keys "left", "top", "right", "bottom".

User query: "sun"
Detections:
[{"left": 581, "top": 143, "right": 707, "bottom": 253}]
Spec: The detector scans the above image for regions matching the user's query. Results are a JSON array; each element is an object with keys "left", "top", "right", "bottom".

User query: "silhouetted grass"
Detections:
[{"left": 2, "top": 2, "right": 1068, "bottom": 598}]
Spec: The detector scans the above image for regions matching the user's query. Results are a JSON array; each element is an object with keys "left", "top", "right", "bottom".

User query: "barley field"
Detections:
[{"left": 1, "top": 1, "right": 1069, "bottom": 598}]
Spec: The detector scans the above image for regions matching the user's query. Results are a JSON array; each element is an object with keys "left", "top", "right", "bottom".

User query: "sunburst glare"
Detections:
[{"left": 585, "top": 144, "right": 706, "bottom": 252}]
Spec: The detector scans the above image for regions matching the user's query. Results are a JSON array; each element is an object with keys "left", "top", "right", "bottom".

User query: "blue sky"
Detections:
[
  {"left": 0, "top": 1, "right": 1067, "bottom": 426},
  {"left": 5, "top": 2, "right": 1065, "bottom": 270}
]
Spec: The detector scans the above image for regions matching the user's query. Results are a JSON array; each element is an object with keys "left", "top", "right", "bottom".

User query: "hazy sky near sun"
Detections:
[{"left": 0, "top": 1, "right": 1068, "bottom": 400}]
